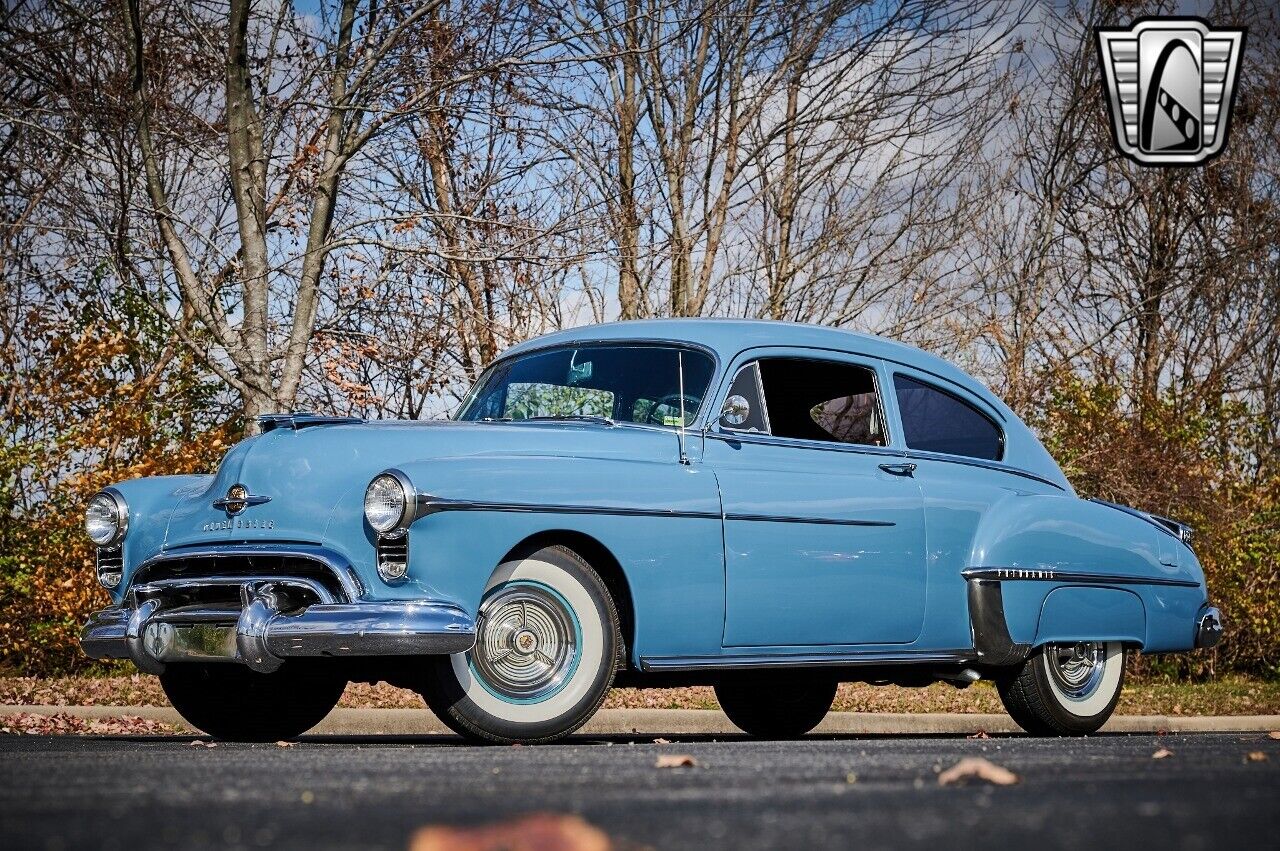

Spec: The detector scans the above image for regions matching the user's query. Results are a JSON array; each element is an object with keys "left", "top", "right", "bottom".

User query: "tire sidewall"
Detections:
[
  {"left": 433, "top": 546, "right": 618, "bottom": 742},
  {"left": 1032, "top": 641, "right": 1125, "bottom": 733}
]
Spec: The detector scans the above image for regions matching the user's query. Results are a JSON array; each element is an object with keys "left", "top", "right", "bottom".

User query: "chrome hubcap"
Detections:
[
  {"left": 1047, "top": 642, "right": 1107, "bottom": 700},
  {"left": 470, "top": 584, "right": 578, "bottom": 701}
]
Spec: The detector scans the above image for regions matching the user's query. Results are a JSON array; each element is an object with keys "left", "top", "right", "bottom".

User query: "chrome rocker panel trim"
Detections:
[
  {"left": 81, "top": 579, "right": 476, "bottom": 674},
  {"left": 638, "top": 648, "right": 975, "bottom": 672}
]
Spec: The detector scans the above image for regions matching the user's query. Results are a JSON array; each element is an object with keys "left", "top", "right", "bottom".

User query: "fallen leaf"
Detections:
[
  {"left": 967, "top": 729, "right": 990, "bottom": 740},
  {"left": 655, "top": 754, "right": 697, "bottom": 768},
  {"left": 1152, "top": 748, "right": 1173, "bottom": 760},
  {"left": 1268, "top": 731, "right": 1280, "bottom": 741},
  {"left": 188, "top": 740, "right": 217, "bottom": 748},
  {"left": 0, "top": 712, "right": 175, "bottom": 737},
  {"left": 937, "top": 757, "right": 1019, "bottom": 786},
  {"left": 652, "top": 737, "right": 671, "bottom": 744},
  {"left": 409, "top": 813, "right": 610, "bottom": 851},
  {"left": 1246, "top": 751, "right": 1268, "bottom": 763},
  {"left": 275, "top": 741, "right": 293, "bottom": 748}
]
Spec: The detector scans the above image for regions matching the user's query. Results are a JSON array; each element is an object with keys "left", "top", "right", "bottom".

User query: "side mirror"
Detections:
[{"left": 720, "top": 394, "right": 750, "bottom": 428}]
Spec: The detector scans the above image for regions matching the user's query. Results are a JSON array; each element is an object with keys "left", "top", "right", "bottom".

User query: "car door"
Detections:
[{"left": 704, "top": 350, "right": 928, "bottom": 648}]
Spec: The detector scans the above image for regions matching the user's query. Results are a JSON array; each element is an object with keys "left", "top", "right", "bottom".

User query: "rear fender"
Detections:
[{"left": 1035, "top": 586, "right": 1146, "bottom": 648}]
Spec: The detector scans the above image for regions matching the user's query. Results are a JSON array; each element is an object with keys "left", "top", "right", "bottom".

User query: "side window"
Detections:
[
  {"left": 894, "top": 374, "right": 1003, "bottom": 460},
  {"left": 719, "top": 362, "right": 771, "bottom": 433},
  {"left": 754, "top": 358, "right": 886, "bottom": 447}
]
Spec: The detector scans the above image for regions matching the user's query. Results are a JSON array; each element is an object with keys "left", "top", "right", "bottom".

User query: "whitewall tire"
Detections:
[
  {"left": 998, "top": 641, "right": 1126, "bottom": 736},
  {"left": 419, "top": 545, "right": 620, "bottom": 744}
]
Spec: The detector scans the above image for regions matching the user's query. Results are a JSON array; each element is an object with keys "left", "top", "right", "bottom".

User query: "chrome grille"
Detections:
[{"left": 129, "top": 551, "right": 358, "bottom": 602}]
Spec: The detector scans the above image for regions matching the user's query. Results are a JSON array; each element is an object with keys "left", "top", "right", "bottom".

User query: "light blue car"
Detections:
[{"left": 81, "top": 319, "right": 1221, "bottom": 742}]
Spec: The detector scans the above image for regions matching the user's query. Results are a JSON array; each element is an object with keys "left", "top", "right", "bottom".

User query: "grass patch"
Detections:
[{"left": 3, "top": 673, "right": 1277, "bottom": 715}]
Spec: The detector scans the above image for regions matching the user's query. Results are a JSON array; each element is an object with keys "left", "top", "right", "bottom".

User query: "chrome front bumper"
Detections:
[{"left": 82, "top": 578, "right": 476, "bottom": 674}]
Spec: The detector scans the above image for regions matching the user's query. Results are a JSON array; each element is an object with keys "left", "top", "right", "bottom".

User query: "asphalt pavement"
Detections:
[{"left": 2, "top": 731, "right": 1277, "bottom": 850}]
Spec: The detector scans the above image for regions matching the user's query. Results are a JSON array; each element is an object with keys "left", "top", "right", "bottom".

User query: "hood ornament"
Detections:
[{"left": 212, "top": 484, "right": 271, "bottom": 516}]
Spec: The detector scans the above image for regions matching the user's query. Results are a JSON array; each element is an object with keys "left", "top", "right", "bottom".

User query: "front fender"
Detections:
[
  {"left": 377, "top": 453, "right": 726, "bottom": 661},
  {"left": 99, "top": 475, "right": 216, "bottom": 602}
]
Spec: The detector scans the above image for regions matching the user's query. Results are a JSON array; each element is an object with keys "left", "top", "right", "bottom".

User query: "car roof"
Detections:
[
  {"left": 500, "top": 319, "right": 1073, "bottom": 491},
  {"left": 502, "top": 319, "right": 1000, "bottom": 414}
]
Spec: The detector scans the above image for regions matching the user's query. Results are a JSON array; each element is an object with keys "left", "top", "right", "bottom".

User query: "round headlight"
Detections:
[
  {"left": 364, "top": 473, "right": 410, "bottom": 534},
  {"left": 85, "top": 491, "right": 126, "bottom": 546}
]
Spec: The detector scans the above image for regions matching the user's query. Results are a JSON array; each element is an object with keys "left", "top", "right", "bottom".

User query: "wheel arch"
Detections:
[
  {"left": 1032, "top": 585, "right": 1147, "bottom": 651},
  {"left": 499, "top": 530, "right": 636, "bottom": 671}
]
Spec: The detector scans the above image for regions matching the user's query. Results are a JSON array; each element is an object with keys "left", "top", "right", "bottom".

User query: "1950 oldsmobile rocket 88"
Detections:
[{"left": 81, "top": 319, "right": 1222, "bottom": 742}]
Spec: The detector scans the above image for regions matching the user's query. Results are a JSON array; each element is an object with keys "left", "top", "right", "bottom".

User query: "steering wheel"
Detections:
[{"left": 639, "top": 392, "right": 702, "bottom": 426}]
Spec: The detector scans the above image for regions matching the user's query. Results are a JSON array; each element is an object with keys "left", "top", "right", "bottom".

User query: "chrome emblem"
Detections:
[
  {"left": 211, "top": 483, "right": 270, "bottom": 516},
  {"left": 1096, "top": 18, "right": 1246, "bottom": 166}
]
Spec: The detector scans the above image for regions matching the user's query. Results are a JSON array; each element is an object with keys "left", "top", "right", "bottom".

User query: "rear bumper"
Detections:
[
  {"left": 82, "top": 582, "right": 475, "bottom": 674},
  {"left": 1195, "top": 607, "right": 1224, "bottom": 649}
]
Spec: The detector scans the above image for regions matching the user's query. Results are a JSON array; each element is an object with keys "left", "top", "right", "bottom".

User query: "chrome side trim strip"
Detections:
[
  {"left": 415, "top": 494, "right": 892, "bottom": 527},
  {"left": 416, "top": 495, "right": 721, "bottom": 521},
  {"left": 638, "top": 649, "right": 974, "bottom": 672},
  {"left": 962, "top": 567, "right": 1200, "bottom": 588},
  {"left": 724, "top": 513, "right": 894, "bottom": 527}
]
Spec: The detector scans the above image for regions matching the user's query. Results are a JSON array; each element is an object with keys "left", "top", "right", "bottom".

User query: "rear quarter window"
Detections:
[{"left": 894, "top": 374, "right": 1003, "bottom": 461}]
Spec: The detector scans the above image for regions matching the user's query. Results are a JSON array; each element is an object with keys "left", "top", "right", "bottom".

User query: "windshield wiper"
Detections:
[{"left": 522, "top": 414, "right": 616, "bottom": 427}]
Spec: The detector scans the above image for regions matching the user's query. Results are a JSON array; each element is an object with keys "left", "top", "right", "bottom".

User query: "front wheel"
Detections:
[
  {"left": 418, "top": 545, "right": 620, "bottom": 744},
  {"left": 715, "top": 672, "right": 837, "bottom": 738},
  {"left": 997, "top": 641, "right": 1126, "bottom": 736},
  {"left": 160, "top": 662, "right": 345, "bottom": 741}
]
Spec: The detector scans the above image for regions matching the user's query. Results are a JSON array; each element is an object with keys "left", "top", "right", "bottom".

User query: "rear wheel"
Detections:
[
  {"left": 715, "top": 672, "right": 837, "bottom": 738},
  {"left": 160, "top": 662, "right": 345, "bottom": 742},
  {"left": 998, "top": 641, "right": 1125, "bottom": 736},
  {"left": 418, "top": 545, "right": 620, "bottom": 744}
]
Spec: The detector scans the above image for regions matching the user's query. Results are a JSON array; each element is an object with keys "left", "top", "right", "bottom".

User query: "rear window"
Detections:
[{"left": 893, "top": 374, "right": 1003, "bottom": 460}]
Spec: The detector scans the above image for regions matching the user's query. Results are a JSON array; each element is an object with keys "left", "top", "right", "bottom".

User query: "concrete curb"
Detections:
[{"left": 3, "top": 704, "right": 1277, "bottom": 736}]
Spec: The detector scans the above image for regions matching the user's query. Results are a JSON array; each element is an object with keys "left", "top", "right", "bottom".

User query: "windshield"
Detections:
[{"left": 456, "top": 344, "right": 715, "bottom": 427}]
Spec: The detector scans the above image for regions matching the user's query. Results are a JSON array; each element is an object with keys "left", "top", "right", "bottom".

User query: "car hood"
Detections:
[{"left": 163, "top": 419, "right": 680, "bottom": 550}]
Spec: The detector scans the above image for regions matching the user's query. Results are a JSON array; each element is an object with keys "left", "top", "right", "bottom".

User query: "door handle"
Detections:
[{"left": 879, "top": 462, "right": 917, "bottom": 477}]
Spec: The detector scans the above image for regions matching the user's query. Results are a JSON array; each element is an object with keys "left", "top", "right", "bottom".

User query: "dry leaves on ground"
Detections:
[
  {"left": 967, "top": 729, "right": 990, "bottom": 739},
  {"left": 409, "top": 813, "right": 612, "bottom": 851},
  {"left": 0, "top": 712, "right": 175, "bottom": 736},
  {"left": 1152, "top": 748, "right": 1174, "bottom": 759},
  {"left": 1245, "top": 751, "right": 1268, "bottom": 763},
  {"left": 1268, "top": 731, "right": 1280, "bottom": 740},
  {"left": 654, "top": 754, "right": 697, "bottom": 769},
  {"left": 937, "top": 757, "right": 1019, "bottom": 786},
  {"left": 188, "top": 740, "right": 218, "bottom": 748}
]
